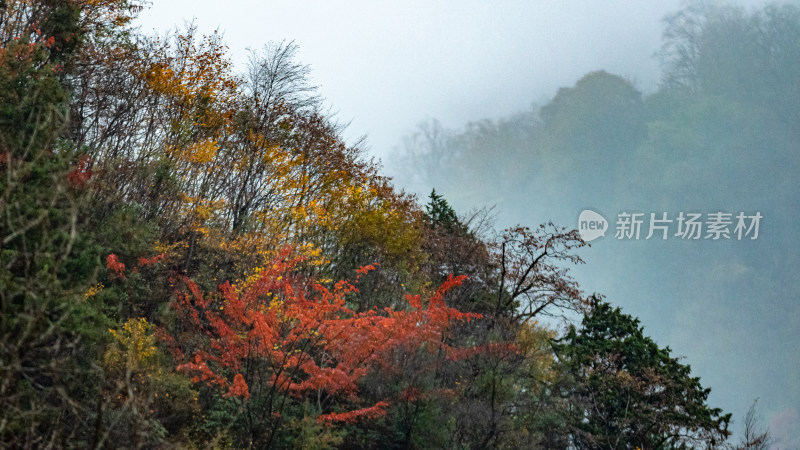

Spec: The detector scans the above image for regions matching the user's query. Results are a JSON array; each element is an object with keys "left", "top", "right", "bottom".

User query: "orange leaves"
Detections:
[
  {"left": 355, "top": 263, "right": 378, "bottom": 277},
  {"left": 406, "top": 294, "right": 423, "bottom": 310},
  {"left": 106, "top": 254, "right": 126, "bottom": 279},
  {"left": 137, "top": 253, "right": 165, "bottom": 267},
  {"left": 430, "top": 273, "right": 469, "bottom": 308},
  {"left": 67, "top": 154, "right": 92, "bottom": 188},
  {"left": 165, "top": 249, "right": 487, "bottom": 423},
  {"left": 317, "top": 401, "right": 390, "bottom": 425},
  {"left": 226, "top": 373, "right": 250, "bottom": 399},
  {"left": 176, "top": 354, "right": 226, "bottom": 388}
]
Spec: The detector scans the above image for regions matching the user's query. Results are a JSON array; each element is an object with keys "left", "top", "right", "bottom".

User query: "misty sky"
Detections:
[
  {"left": 135, "top": 1, "right": 784, "bottom": 156},
  {"left": 136, "top": 0, "right": 698, "bottom": 157},
  {"left": 136, "top": 1, "right": 797, "bottom": 445}
]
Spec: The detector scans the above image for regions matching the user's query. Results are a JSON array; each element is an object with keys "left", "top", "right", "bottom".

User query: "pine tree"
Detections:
[
  {"left": 551, "top": 297, "right": 731, "bottom": 449},
  {"left": 423, "top": 189, "right": 463, "bottom": 234}
]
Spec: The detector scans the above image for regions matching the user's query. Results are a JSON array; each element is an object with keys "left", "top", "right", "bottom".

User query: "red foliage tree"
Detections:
[
  {"left": 66, "top": 154, "right": 92, "bottom": 188},
  {"left": 106, "top": 254, "right": 126, "bottom": 280},
  {"left": 163, "top": 247, "right": 484, "bottom": 446}
]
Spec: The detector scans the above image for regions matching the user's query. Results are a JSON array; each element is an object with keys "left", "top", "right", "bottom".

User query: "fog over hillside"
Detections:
[{"left": 388, "top": 3, "right": 800, "bottom": 445}]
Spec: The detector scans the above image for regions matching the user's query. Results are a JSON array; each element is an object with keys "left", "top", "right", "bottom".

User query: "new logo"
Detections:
[{"left": 578, "top": 210, "right": 608, "bottom": 242}]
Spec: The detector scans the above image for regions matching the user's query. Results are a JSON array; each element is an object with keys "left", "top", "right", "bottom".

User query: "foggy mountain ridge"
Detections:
[{"left": 389, "top": 1, "right": 800, "bottom": 446}]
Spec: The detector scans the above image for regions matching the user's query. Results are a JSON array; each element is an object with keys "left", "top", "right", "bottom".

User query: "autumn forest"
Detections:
[{"left": 1, "top": 0, "right": 794, "bottom": 448}]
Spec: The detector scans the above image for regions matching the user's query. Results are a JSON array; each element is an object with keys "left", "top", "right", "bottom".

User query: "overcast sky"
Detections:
[
  {"left": 136, "top": 1, "right": 796, "bottom": 445},
  {"left": 135, "top": 0, "right": 699, "bottom": 158},
  {"left": 135, "top": 0, "right": 781, "bottom": 155}
]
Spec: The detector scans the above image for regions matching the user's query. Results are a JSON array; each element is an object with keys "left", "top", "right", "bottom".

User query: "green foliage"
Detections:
[
  {"left": 540, "top": 70, "right": 647, "bottom": 159},
  {"left": 0, "top": 23, "right": 103, "bottom": 449},
  {"left": 553, "top": 297, "right": 731, "bottom": 449},
  {"left": 423, "top": 188, "right": 463, "bottom": 234},
  {"left": 276, "top": 402, "right": 346, "bottom": 450}
]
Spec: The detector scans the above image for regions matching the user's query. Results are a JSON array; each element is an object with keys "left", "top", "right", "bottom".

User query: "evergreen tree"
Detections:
[
  {"left": 552, "top": 297, "right": 731, "bottom": 449},
  {"left": 423, "top": 189, "right": 463, "bottom": 234}
]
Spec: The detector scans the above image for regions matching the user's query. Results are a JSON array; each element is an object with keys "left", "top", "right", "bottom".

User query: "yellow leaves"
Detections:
[
  {"left": 104, "top": 318, "right": 159, "bottom": 373},
  {"left": 615, "top": 369, "right": 634, "bottom": 384},
  {"left": 290, "top": 204, "right": 308, "bottom": 222},
  {"left": 154, "top": 240, "right": 185, "bottom": 255},
  {"left": 298, "top": 242, "right": 329, "bottom": 267},
  {"left": 84, "top": 282, "right": 104, "bottom": 300},
  {"left": 193, "top": 226, "right": 211, "bottom": 236},
  {"left": 268, "top": 297, "right": 284, "bottom": 312},
  {"left": 141, "top": 30, "right": 238, "bottom": 109},
  {"left": 178, "top": 193, "right": 196, "bottom": 203},
  {"left": 175, "top": 194, "right": 226, "bottom": 237},
  {"left": 194, "top": 203, "right": 213, "bottom": 221},
  {"left": 238, "top": 266, "right": 267, "bottom": 292},
  {"left": 167, "top": 139, "right": 219, "bottom": 165},
  {"left": 139, "top": 30, "right": 239, "bottom": 200},
  {"left": 515, "top": 322, "right": 557, "bottom": 383},
  {"left": 265, "top": 145, "right": 288, "bottom": 166},
  {"left": 143, "top": 63, "right": 179, "bottom": 96},
  {"left": 110, "top": 27, "right": 422, "bottom": 290},
  {"left": 79, "top": 0, "right": 141, "bottom": 31}
]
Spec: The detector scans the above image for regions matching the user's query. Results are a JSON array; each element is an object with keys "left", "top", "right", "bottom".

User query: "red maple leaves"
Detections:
[
  {"left": 165, "top": 247, "right": 484, "bottom": 424},
  {"left": 137, "top": 253, "right": 165, "bottom": 267},
  {"left": 105, "top": 252, "right": 166, "bottom": 281},
  {"left": 317, "top": 401, "right": 390, "bottom": 424},
  {"left": 106, "top": 254, "right": 126, "bottom": 280},
  {"left": 67, "top": 154, "right": 92, "bottom": 188}
]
